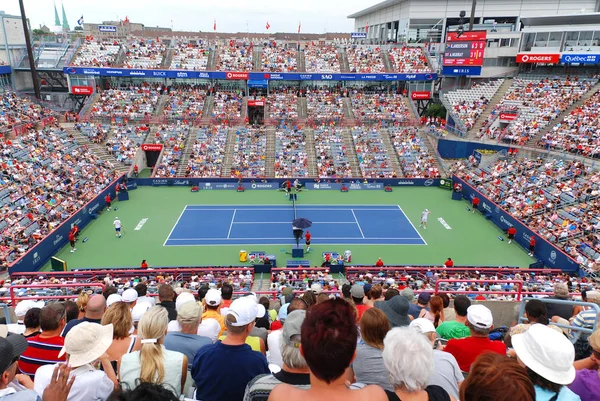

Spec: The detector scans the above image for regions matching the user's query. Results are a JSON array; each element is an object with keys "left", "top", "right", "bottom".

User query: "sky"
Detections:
[{"left": 2, "top": 0, "right": 380, "bottom": 33}]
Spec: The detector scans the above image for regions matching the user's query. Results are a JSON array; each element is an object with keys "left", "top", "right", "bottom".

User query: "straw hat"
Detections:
[{"left": 59, "top": 322, "right": 113, "bottom": 367}]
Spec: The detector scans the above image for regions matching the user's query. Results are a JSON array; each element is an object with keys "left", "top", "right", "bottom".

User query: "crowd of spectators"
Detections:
[
  {"left": 71, "top": 38, "right": 122, "bottom": 67},
  {"left": 274, "top": 129, "right": 309, "bottom": 178},
  {"left": 212, "top": 91, "right": 243, "bottom": 123},
  {"left": 352, "top": 128, "right": 396, "bottom": 178},
  {"left": 346, "top": 45, "right": 386, "bottom": 73},
  {"left": 123, "top": 38, "right": 167, "bottom": 69},
  {"left": 162, "top": 86, "right": 207, "bottom": 120},
  {"left": 151, "top": 124, "right": 189, "bottom": 177},
  {"left": 261, "top": 43, "right": 297, "bottom": 72},
  {"left": 350, "top": 91, "right": 411, "bottom": 124},
  {"left": 0, "top": 124, "right": 118, "bottom": 265},
  {"left": 0, "top": 91, "right": 54, "bottom": 134},
  {"left": 444, "top": 80, "right": 504, "bottom": 130},
  {"left": 105, "top": 124, "right": 150, "bottom": 165},
  {"left": 170, "top": 41, "right": 210, "bottom": 71},
  {"left": 388, "top": 47, "right": 432, "bottom": 73},
  {"left": 389, "top": 127, "right": 441, "bottom": 178},
  {"left": 230, "top": 127, "right": 267, "bottom": 178},
  {"left": 306, "top": 88, "right": 344, "bottom": 123},
  {"left": 268, "top": 91, "right": 299, "bottom": 121},
  {"left": 304, "top": 43, "right": 340, "bottom": 72},
  {"left": 0, "top": 272, "right": 597, "bottom": 401},
  {"left": 91, "top": 88, "right": 159, "bottom": 121},
  {"left": 538, "top": 90, "right": 600, "bottom": 158},
  {"left": 75, "top": 122, "right": 110, "bottom": 144},
  {"left": 313, "top": 127, "right": 354, "bottom": 178},
  {"left": 216, "top": 42, "right": 255, "bottom": 71},
  {"left": 184, "top": 126, "right": 228, "bottom": 178}
]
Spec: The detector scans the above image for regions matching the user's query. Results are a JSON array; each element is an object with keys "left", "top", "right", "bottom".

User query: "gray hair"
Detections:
[
  {"left": 279, "top": 334, "right": 307, "bottom": 370},
  {"left": 586, "top": 291, "right": 600, "bottom": 306},
  {"left": 383, "top": 327, "right": 433, "bottom": 392}
]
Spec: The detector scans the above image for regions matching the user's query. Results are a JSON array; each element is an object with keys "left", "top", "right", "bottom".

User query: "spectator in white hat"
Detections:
[
  {"left": 101, "top": 302, "right": 140, "bottom": 368},
  {"left": 244, "top": 310, "right": 310, "bottom": 401},
  {"left": 121, "top": 289, "right": 138, "bottom": 310},
  {"left": 131, "top": 302, "right": 152, "bottom": 334},
  {"left": 192, "top": 296, "right": 269, "bottom": 401},
  {"left": 164, "top": 301, "right": 211, "bottom": 371},
  {"left": 166, "top": 292, "right": 196, "bottom": 333},
  {"left": 7, "top": 301, "right": 43, "bottom": 335},
  {"left": 512, "top": 324, "right": 579, "bottom": 401},
  {"left": 410, "top": 318, "right": 463, "bottom": 400},
  {"left": 202, "top": 289, "right": 225, "bottom": 336},
  {"left": 444, "top": 304, "right": 506, "bottom": 372},
  {"left": 34, "top": 322, "right": 117, "bottom": 401},
  {"left": 120, "top": 306, "right": 188, "bottom": 397}
]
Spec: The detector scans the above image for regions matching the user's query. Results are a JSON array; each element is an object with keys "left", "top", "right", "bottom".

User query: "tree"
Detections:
[
  {"left": 32, "top": 29, "right": 47, "bottom": 35},
  {"left": 423, "top": 103, "right": 446, "bottom": 119}
]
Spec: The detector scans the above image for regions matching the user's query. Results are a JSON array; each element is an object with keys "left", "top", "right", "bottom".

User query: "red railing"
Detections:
[
  {"left": 3, "top": 283, "right": 106, "bottom": 304},
  {"left": 435, "top": 279, "right": 524, "bottom": 301},
  {"left": 345, "top": 267, "right": 563, "bottom": 275}
]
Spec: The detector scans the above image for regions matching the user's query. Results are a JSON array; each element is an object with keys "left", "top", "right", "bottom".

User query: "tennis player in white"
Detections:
[
  {"left": 113, "top": 217, "right": 122, "bottom": 238},
  {"left": 419, "top": 209, "right": 431, "bottom": 229}
]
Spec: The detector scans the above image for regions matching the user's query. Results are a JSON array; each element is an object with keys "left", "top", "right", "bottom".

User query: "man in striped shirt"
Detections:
[
  {"left": 18, "top": 303, "right": 67, "bottom": 379},
  {"left": 570, "top": 291, "right": 600, "bottom": 329}
]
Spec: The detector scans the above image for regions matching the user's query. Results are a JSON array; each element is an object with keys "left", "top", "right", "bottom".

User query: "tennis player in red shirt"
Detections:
[
  {"left": 68, "top": 230, "right": 76, "bottom": 253},
  {"left": 528, "top": 236, "right": 536, "bottom": 256},
  {"left": 472, "top": 196, "right": 480, "bottom": 214},
  {"left": 507, "top": 226, "right": 517, "bottom": 244},
  {"left": 305, "top": 230, "right": 311, "bottom": 252},
  {"left": 105, "top": 194, "right": 112, "bottom": 211}
]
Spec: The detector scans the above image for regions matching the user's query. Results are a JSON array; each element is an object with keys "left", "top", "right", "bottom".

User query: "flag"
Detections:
[
  {"left": 366, "top": 22, "right": 369, "bottom": 32},
  {"left": 298, "top": 21, "right": 301, "bottom": 34},
  {"left": 77, "top": 16, "right": 84, "bottom": 26},
  {"left": 124, "top": 16, "right": 129, "bottom": 24},
  {"left": 266, "top": 21, "right": 270, "bottom": 30},
  {"left": 214, "top": 19, "right": 217, "bottom": 31}
]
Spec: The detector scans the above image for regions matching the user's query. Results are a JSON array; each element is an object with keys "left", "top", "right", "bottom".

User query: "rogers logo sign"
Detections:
[
  {"left": 517, "top": 54, "right": 560, "bottom": 64},
  {"left": 411, "top": 91, "right": 431, "bottom": 100},
  {"left": 226, "top": 72, "right": 249, "bottom": 80},
  {"left": 141, "top": 144, "right": 164, "bottom": 151},
  {"left": 499, "top": 113, "right": 518, "bottom": 121}
]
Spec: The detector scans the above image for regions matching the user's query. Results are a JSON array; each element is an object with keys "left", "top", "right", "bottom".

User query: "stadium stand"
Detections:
[
  {"left": 261, "top": 42, "right": 298, "bottom": 72},
  {"left": 123, "top": 38, "right": 167, "bottom": 69},
  {"left": 268, "top": 90, "right": 299, "bottom": 121},
  {"left": 151, "top": 124, "right": 189, "bottom": 177},
  {"left": 274, "top": 129, "right": 309, "bottom": 178},
  {"left": 0, "top": 91, "right": 55, "bottom": 135},
  {"left": 444, "top": 79, "right": 505, "bottom": 130},
  {"left": 352, "top": 128, "right": 396, "bottom": 178},
  {"left": 313, "top": 127, "right": 354, "bottom": 178},
  {"left": 306, "top": 88, "right": 344, "bottom": 124},
  {"left": 184, "top": 126, "right": 228, "bottom": 178},
  {"left": 162, "top": 85, "right": 207, "bottom": 121},
  {"left": 230, "top": 127, "right": 267, "bottom": 178},
  {"left": 304, "top": 43, "right": 341, "bottom": 72},
  {"left": 389, "top": 127, "right": 441, "bottom": 178},
  {"left": 212, "top": 91, "right": 243, "bottom": 123},
  {"left": 90, "top": 88, "right": 160, "bottom": 121},
  {"left": 216, "top": 41, "right": 255, "bottom": 71},
  {"left": 105, "top": 124, "right": 150, "bottom": 165},
  {"left": 388, "top": 46, "right": 433, "bottom": 73},
  {"left": 70, "top": 38, "right": 122, "bottom": 67},
  {"left": 169, "top": 41, "right": 210, "bottom": 71},
  {"left": 350, "top": 91, "right": 411, "bottom": 125},
  {"left": 346, "top": 45, "right": 386, "bottom": 73}
]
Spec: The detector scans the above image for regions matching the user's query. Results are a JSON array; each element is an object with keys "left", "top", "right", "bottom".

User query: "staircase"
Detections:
[
  {"left": 298, "top": 97, "right": 308, "bottom": 119},
  {"left": 526, "top": 81, "right": 600, "bottom": 146},
  {"left": 207, "top": 49, "right": 217, "bottom": 71},
  {"left": 265, "top": 128, "right": 276, "bottom": 177},
  {"left": 65, "top": 124, "right": 129, "bottom": 174},
  {"left": 153, "top": 94, "right": 169, "bottom": 117},
  {"left": 341, "top": 129, "right": 362, "bottom": 177},
  {"left": 381, "top": 50, "right": 393, "bottom": 72},
  {"left": 176, "top": 130, "right": 196, "bottom": 176},
  {"left": 162, "top": 48, "right": 174, "bottom": 69},
  {"left": 379, "top": 129, "right": 401, "bottom": 176},
  {"left": 298, "top": 50, "right": 306, "bottom": 72},
  {"left": 304, "top": 128, "right": 318, "bottom": 177},
  {"left": 468, "top": 78, "right": 514, "bottom": 135},
  {"left": 201, "top": 95, "right": 214, "bottom": 121},
  {"left": 253, "top": 48, "right": 262, "bottom": 71},
  {"left": 220, "top": 128, "right": 237, "bottom": 178},
  {"left": 339, "top": 48, "right": 350, "bottom": 73},
  {"left": 402, "top": 96, "right": 419, "bottom": 121},
  {"left": 241, "top": 97, "right": 248, "bottom": 121}
]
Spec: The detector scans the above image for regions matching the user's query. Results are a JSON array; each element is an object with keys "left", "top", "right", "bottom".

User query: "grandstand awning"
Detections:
[{"left": 248, "top": 79, "right": 268, "bottom": 88}]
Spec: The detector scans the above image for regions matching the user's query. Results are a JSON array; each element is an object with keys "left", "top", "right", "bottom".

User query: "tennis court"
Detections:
[{"left": 164, "top": 204, "right": 426, "bottom": 246}]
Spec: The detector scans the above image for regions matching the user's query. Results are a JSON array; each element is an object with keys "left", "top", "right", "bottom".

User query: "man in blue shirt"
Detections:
[
  {"left": 164, "top": 301, "right": 211, "bottom": 371},
  {"left": 192, "top": 296, "right": 269, "bottom": 401}
]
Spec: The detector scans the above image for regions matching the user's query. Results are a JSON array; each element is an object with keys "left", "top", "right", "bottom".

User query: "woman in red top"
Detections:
[
  {"left": 444, "top": 258, "right": 454, "bottom": 268},
  {"left": 140, "top": 260, "right": 148, "bottom": 268},
  {"left": 507, "top": 227, "right": 517, "bottom": 244},
  {"left": 375, "top": 258, "right": 384, "bottom": 267}
]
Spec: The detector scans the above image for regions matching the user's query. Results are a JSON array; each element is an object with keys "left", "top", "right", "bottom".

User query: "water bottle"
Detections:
[
  {"left": 83, "top": 237, "right": 89, "bottom": 243},
  {"left": 114, "top": 206, "right": 119, "bottom": 211},
  {"left": 466, "top": 207, "right": 471, "bottom": 211},
  {"left": 498, "top": 236, "right": 504, "bottom": 241}
]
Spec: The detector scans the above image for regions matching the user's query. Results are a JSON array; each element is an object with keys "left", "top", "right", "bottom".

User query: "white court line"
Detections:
[
  {"left": 165, "top": 243, "right": 428, "bottom": 247},
  {"left": 396, "top": 205, "right": 427, "bottom": 245},
  {"left": 166, "top": 237, "right": 422, "bottom": 240},
  {"left": 226, "top": 209, "right": 237, "bottom": 239},
  {"left": 185, "top": 204, "right": 402, "bottom": 207},
  {"left": 350, "top": 209, "right": 365, "bottom": 239},
  {"left": 232, "top": 221, "right": 357, "bottom": 224},
  {"left": 162, "top": 207, "right": 188, "bottom": 246},
  {"left": 184, "top": 208, "right": 399, "bottom": 211}
]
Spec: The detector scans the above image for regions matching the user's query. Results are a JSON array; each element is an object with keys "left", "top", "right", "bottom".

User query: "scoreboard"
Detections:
[{"left": 443, "top": 31, "right": 486, "bottom": 67}]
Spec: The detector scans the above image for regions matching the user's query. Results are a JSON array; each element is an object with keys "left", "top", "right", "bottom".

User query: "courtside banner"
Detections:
[
  {"left": 453, "top": 175, "right": 580, "bottom": 273},
  {"left": 8, "top": 175, "right": 125, "bottom": 274},
  {"left": 63, "top": 67, "right": 437, "bottom": 82},
  {"left": 134, "top": 178, "right": 440, "bottom": 187}
]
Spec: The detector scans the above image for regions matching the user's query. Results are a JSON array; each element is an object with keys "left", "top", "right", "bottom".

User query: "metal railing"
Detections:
[
  {"left": 518, "top": 297, "right": 599, "bottom": 337},
  {"left": 435, "top": 279, "right": 525, "bottom": 301},
  {"left": 2, "top": 283, "right": 106, "bottom": 304}
]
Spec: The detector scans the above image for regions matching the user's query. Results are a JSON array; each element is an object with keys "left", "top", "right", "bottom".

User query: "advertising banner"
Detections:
[
  {"left": 71, "top": 86, "right": 94, "bottom": 95},
  {"left": 98, "top": 25, "right": 117, "bottom": 32},
  {"left": 411, "top": 91, "right": 432, "bottom": 100},
  {"left": 453, "top": 175, "right": 580, "bottom": 273},
  {"left": 351, "top": 32, "right": 367, "bottom": 38},
  {"left": 442, "top": 66, "right": 482, "bottom": 76},
  {"left": 499, "top": 112, "right": 518, "bottom": 122},
  {"left": 516, "top": 54, "right": 560, "bottom": 64},
  {"left": 141, "top": 144, "right": 164, "bottom": 151},
  {"left": 561, "top": 54, "right": 600, "bottom": 64}
]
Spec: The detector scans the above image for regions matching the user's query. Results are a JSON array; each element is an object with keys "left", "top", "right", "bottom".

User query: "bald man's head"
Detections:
[{"left": 85, "top": 294, "right": 107, "bottom": 319}]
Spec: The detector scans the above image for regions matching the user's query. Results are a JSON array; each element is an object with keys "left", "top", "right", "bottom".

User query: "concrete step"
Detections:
[
  {"left": 221, "top": 128, "right": 237, "bottom": 178},
  {"left": 379, "top": 129, "right": 401, "bottom": 176},
  {"left": 342, "top": 129, "right": 362, "bottom": 178},
  {"left": 265, "top": 127, "right": 276, "bottom": 177},
  {"left": 468, "top": 78, "right": 514, "bottom": 136},
  {"left": 304, "top": 127, "right": 318, "bottom": 177}
]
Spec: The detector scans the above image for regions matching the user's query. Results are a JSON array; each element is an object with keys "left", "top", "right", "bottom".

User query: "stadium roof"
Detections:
[
  {"left": 520, "top": 12, "right": 600, "bottom": 26},
  {"left": 347, "top": 0, "right": 401, "bottom": 18}
]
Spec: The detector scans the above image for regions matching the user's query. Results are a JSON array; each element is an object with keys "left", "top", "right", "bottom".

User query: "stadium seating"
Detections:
[
  {"left": 162, "top": 86, "right": 207, "bottom": 120},
  {"left": 274, "top": 129, "right": 309, "bottom": 178},
  {"left": 169, "top": 41, "right": 210, "bottom": 70},
  {"left": 261, "top": 43, "right": 298, "bottom": 72},
  {"left": 388, "top": 47, "right": 433, "bottom": 73},
  {"left": 346, "top": 45, "right": 386, "bottom": 73},
  {"left": 352, "top": 128, "right": 396, "bottom": 178},
  {"left": 350, "top": 92, "right": 411, "bottom": 124},
  {"left": 105, "top": 124, "right": 150, "bottom": 165},
  {"left": 0, "top": 91, "right": 55, "bottom": 134},
  {"left": 313, "top": 127, "right": 354, "bottom": 178},
  {"left": 75, "top": 122, "right": 111, "bottom": 143},
  {"left": 444, "top": 79, "right": 504, "bottom": 130},
  {"left": 304, "top": 43, "right": 341, "bottom": 72},
  {"left": 91, "top": 88, "right": 160, "bottom": 121},
  {"left": 306, "top": 89, "right": 344, "bottom": 123},
  {"left": 123, "top": 38, "right": 167, "bottom": 69},
  {"left": 230, "top": 127, "right": 267, "bottom": 178},
  {"left": 388, "top": 127, "right": 441, "bottom": 178},
  {"left": 184, "top": 126, "right": 228, "bottom": 178},
  {"left": 151, "top": 124, "right": 189, "bottom": 177},
  {"left": 71, "top": 38, "right": 122, "bottom": 67},
  {"left": 212, "top": 91, "right": 243, "bottom": 123},
  {"left": 216, "top": 42, "right": 255, "bottom": 71},
  {"left": 268, "top": 91, "right": 299, "bottom": 121}
]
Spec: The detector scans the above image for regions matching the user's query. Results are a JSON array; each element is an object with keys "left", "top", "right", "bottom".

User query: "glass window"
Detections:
[
  {"left": 521, "top": 33, "right": 535, "bottom": 51},
  {"left": 565, "top": 32, "right": 579, "bottom": 48},
  {"left": 548, "top": 32, "right": 562, "bottom": 48},
  {"left": 579, "top": 31, "right": 593, "bottom": 46},
  {"left": 592, "top": 31, "right": 600, "bottom": 46},
  {"left": 534, "top": 32, "right": 549, "bottom": 47}
]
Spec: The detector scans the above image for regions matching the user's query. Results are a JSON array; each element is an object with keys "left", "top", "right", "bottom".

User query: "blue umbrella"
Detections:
[{"left": 292, "top": 218, "right": 312, "bottom": 229}]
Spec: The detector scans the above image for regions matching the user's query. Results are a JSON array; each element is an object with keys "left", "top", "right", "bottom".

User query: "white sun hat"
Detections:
[{"left": 59, "top": 322, "right": 114, "bottom": 367}]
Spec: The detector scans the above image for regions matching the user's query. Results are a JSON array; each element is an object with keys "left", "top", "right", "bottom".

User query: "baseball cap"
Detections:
[
  {"left": 467, "top": 304, "right": 493, "bottom": 329},
  {"left": 417, "top": 292, "right": 431, "bottom": 304},
  {"left": 122, "top": 289, "right": 138, "bottom": 303},
  {"left": 59, "top": 322, "right": 113, "bottom": 367},
  {"left": 409, "top": 318, "right": 436, "bottom": 334},
  {"left": 0, "top": 334, "right": 29, "bottom": 373},
  {"left": 278, "top": 303, "right": 289, "bottom": 322},
  {"left": 178, "top": 301, "right": 202, "bottom": 323},
  {"left": 131, "top": 302, "right": 152, "bottom": 323},
  {"left": 205, "top": 289, "right": 222, "bottom": 307},
  {"left": 106, "top": 294, "right": 122, "bottom": 307},
  {"left": 15, "top": 300, "right": 44, "bottom": 318},
  {"left": 310, "top": 283, "right": 323, "bottom": 294},
  {"left": 512, "top": 324, "right": 575, "bottom": 385},
  {"left": 400, "top": 288, "right": 415, "bottom": 302},
  {"left": 226, "top": 297, "right": 265, "bottom": 327},
  {"left": 350, "top": 284, "right": 365, "bottom": 299},
  {"left": 282, "top": 310, "right": 306, "bottom": 348},
  {"left": 363, "top": 283, "right": 373, "bottom": 295},
  {"left": 176, "top": 292, "right": 196, "bottom": 311}
]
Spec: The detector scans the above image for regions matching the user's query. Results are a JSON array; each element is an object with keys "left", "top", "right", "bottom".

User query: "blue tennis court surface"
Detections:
[{"left": 164, "top": 205, "right": 426, "bottom": 246}]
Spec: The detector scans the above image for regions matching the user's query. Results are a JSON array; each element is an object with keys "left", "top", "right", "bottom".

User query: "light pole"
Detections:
[{"left": 18, "top": 0, "right": 41, "bottom": 99}]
